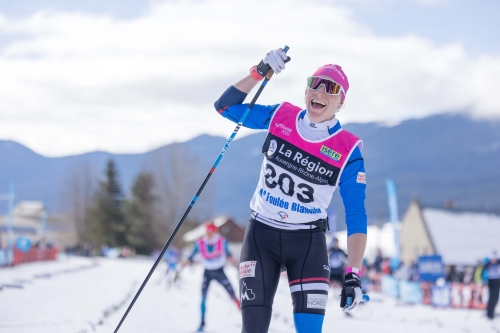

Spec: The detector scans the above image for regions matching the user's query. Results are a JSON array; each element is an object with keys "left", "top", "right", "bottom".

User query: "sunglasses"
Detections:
[{"left": 306, "top": 76, "right": 345, "bottom": 96}]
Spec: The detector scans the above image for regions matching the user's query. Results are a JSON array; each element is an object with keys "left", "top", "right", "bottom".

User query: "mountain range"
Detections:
[{"left": 1, "top": 113, "right": 499, "bottom": 230}]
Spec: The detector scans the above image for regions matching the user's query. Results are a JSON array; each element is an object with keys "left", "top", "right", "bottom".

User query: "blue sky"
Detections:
[
  {"left": 351, "top": 0, "right": 500, "bottom": 55},
  {"left": 0, "top": 0, "right": 499, "bottom": 156},
  {"left": 0, "top": 0, "right": 148, "bottom": 19}
]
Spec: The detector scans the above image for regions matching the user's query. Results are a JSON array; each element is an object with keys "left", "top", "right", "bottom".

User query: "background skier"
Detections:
[{"left": 182, "top": 221, "right": 240, "bottom": 332}]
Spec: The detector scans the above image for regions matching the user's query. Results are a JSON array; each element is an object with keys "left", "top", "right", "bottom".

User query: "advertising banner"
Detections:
[
  {"left": 418, "top": 255, "right": 444, "bottom": 282},
  {"left": 381, "top": 275, "right": 399, "bottom": 298},
  {"left": 400, "top": 281, "right": 423, "bottom": 304},
  {"left": 431, "top": 284, "right": 451, "bottom": 307}
]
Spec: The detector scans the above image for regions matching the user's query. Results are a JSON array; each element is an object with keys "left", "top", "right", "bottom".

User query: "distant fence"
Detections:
[
  {"left": 371, "top": 274, "right": 488, "bottom": 309},
  {"left": 0, "top": 248, "right": 58, "bottom": 266}
]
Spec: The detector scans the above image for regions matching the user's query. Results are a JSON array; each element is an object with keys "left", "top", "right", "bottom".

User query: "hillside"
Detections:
[{"left": 1, "top": 113, "right": 499, "bottom": 229}]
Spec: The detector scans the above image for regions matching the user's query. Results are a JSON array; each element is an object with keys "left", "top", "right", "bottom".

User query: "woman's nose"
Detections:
[{"left": 316, "top": 84, "right": 327, "bottom": 94}]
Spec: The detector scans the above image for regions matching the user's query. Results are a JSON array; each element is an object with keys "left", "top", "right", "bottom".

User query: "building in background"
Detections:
[
  {"left": 0, "top": 201, "right": 76, "bottom": 250},
  {"left": 400, "top": 200, "right": 500, "bottom": 266}
]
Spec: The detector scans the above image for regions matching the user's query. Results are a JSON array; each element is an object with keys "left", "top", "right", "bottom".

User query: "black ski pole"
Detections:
[{"left": 113, "top": 46, "right": 290, "bottom": 333}]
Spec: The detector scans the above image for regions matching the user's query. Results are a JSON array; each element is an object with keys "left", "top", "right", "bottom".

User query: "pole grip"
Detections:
[{"left": 265, "top": 70, "right": 275, "bottom": 80}]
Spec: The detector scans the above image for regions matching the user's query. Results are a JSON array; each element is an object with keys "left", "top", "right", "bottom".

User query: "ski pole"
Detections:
[{"left": 113, "top": 46, "right": 290, "bottom": 333}]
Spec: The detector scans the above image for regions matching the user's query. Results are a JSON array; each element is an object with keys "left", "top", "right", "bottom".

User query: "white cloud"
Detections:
[
  {"left": 0, "top": 0, "right": 499, "bottom": 156},
  {"left": 330, "top": 0, "right": 449, "bottom": 4}
]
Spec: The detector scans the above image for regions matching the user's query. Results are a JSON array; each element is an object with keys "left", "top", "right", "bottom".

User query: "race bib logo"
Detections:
[
  {"left": 307, "top": 294, "right": 328, "bottom": 309},
  {"left": 239, "top": 261, "right": 257, "bottom": 279},
  {"left": 319, "top": 145, "right": 342, "bottom": 162},
  {"left": 241, "top": 281, "right": 256, "bottom": 301},
  {"left": 274, "top": 122, "right": 292, "bottom": 136},
  {"left": 356, "top": 172, "right": 366, "bottom": 184},
  {"left": 277, "top": 211, "right": 288, "bottom": 221},
  {"left": 267, "top": 139, "right": 278, "bottom": 157}
]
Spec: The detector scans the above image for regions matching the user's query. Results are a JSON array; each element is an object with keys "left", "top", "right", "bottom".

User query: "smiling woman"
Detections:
[
  {"left": 213, "top": 47, "right": 368, "bottom": 333},
  {"left": 304, "top": 65, "right": 348, "bottom": 123}
]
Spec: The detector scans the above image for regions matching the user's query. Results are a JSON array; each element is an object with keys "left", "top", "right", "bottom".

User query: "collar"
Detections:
[{"left": 299, "top": 110, "right": 341, "bottom": 135}]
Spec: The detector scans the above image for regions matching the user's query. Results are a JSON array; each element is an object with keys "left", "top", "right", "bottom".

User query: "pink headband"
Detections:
[{"left": 312, "top": 64, "right": 349, "bottom": 98}]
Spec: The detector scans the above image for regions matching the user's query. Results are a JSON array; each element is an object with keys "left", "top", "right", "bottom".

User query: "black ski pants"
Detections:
[
  {"left": 487, "top": 278, "right": 500, "bottom": 319},
  {"left": 239, "top": 219, "right": 330, "bottom": 333},
  {"left": 202, "top": 267, "right": 236, "bottom": 299}
]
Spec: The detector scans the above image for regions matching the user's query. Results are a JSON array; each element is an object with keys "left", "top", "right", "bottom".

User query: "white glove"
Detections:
[{"left": 263, "top": 48, "right": 288, "bottom": 74}]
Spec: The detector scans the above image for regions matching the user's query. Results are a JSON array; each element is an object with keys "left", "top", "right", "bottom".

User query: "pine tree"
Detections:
[
  {"left": 88, "top": 159, "right": 127, "bottom": 248},
  {"left": 125, "top": 172, "right": 161, "bottom": 254}
]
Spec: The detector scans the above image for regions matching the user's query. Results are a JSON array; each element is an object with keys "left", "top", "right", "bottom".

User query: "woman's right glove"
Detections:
[{"left": 256, "top": 48, "right": 290, "bottom": 76}]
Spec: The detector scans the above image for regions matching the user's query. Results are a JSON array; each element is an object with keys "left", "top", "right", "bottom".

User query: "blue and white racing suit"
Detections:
[{"left": 214, "top": 86, "right": 367, "bottom": 333}]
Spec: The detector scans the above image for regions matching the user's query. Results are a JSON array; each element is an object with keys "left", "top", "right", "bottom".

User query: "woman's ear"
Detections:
[{"left": 338, "top": 98, "right": 345, "bottom": 111}]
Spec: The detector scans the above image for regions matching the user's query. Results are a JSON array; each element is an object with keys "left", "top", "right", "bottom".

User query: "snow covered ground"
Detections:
[{"left": 1, "top": 256, "right": 499, "bottom": 333}]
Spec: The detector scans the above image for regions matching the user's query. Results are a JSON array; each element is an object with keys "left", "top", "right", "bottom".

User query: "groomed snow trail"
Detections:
[{"left": 1, "top": 257, "right": 499, "bottom": 333}]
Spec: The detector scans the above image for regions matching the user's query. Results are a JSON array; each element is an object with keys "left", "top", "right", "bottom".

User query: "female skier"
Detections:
[{"left": 214, "top": 47, "right": 367, "bottom": 333}]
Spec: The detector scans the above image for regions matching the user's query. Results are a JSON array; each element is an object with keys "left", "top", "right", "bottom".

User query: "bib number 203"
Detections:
[{"left": 264, "top": 164, "right": 314, "bottom": 203}]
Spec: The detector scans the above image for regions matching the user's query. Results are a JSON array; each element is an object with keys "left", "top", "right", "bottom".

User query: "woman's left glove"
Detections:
[{"left": 340, "top": 272, "right": 363, "bottom": 312}]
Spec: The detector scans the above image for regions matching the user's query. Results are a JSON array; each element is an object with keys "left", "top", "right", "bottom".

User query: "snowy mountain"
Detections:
[{"left": 1, "top": 113, "right": 499, "bottom": 227}]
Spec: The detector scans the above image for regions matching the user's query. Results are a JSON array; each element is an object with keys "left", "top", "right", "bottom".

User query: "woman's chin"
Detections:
[
  {"left": 306, "top": 107, "right": 336, "bottom": 123},
  {"left": 306, "top": 109, "right": 324, "bottom": 122}
]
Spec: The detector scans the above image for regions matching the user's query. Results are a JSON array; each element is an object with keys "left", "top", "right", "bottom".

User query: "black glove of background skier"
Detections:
[{"left": 340, "top": 272, "right": 363, "bottom": 312}]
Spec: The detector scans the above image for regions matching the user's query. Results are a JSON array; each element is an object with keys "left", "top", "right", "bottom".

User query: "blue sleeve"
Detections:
[
  {"left": 224, "top": 239, "right": 232, "bottom": 258},
  {"left": 339, "top": 147, "right": 367, "bottom": 236},
  {"left": 219, "top": 104, "right": 279, "bottom": 129},
  {"left": 188, "top": 243, "right": 199, "bottom": 262},
  {"left": 214, "top": 85, "right": 279, "bottom": 130},
  {"left": 214, "top": 85, "right": 248, "bottom": 110}
]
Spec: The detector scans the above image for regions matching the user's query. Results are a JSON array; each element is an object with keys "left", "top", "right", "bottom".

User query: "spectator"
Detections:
[
  {"left": 462, "top": 266, "right": 475, "bottom": 284},
  {"left": 83, "top": 242, "right": 93, "bottom": 257},
  {"left": 446, "top": 265, "right": 462, "bottom": 283},
  {"left": 484, "top": 251, "right": 500, "bottom": 320},
  {"left": 393, "top": 262, "right": 411, "bottom": 281},
  {"left": 101, "top": 243, "right": 109, "bottom": 257},
  {"left": 328, "top": 238, "right": 347, "bottom": 288},
  {"left": 409, "top": 261, "right": 419, "bottom": 282},
  {"left": 456, "top": 266, "right": 465, "bottom": 283},
  {"left": 372, "top": 249, "right": 384, "bottom": 273},
  {"left": 381, "top": 258, "right": 392, "bottom": 275},
  {"left": 474, "top": 260, "right": 485, "bottom": 285}
]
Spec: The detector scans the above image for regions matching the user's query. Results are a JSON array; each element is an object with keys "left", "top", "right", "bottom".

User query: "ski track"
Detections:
[{"left": 1, "top": 256, "right": 499, "bottom": 333}]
